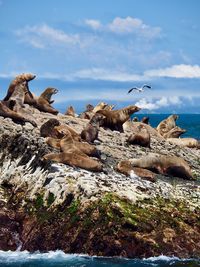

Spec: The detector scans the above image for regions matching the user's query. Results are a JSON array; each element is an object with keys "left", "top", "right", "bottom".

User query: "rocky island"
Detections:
[{"left": 0, "top": 74, "right": 199, "bottom": 259}]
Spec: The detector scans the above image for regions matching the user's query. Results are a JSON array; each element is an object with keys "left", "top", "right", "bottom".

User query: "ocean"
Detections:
[{"left": 0, "top": 251, "right": 199, "bottom": 267}]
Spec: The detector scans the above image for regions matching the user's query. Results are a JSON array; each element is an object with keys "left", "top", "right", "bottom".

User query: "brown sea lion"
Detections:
[
  {"left": 141, "top": 116, "right": 149, "bottom": 124},
  {"left": 167, "top": 138, "right": 200, "bottom": 148},
  {"left": 156, "top": 114, "right": 178, "bottom": 137},
  {"left": 81, "top": 113, "right": 105, "bottom": 143},
  {"left": 39, "top": 87, "right": 58, "bottom": 104},
  {"left": 54, "top": 124, "right": 81, "bottom": 142},
  {"left": 65, "top": 105, "right": 75, "bottom": 117},
  {"left": 7, "top": 82, "right": 37, "bottom": 127},
  {"left": 163, "top": 126, "right": 186, "bottom": 139},
  {"left": 36, "top": 88, "right": 58, "bottom": 115},
  {"left": 123, "top": 121, "right": 163, "bottom": 140},
  {"left": 116, "top": 160, "right": 156, "bottom": 182},
  {"left": 40, "top": 119, "right": 61, "bottom": 138},
  {"left": 0, "top": 101, "right": 36, "bottom": 126},
  {"left": 86, "top": 104, "right": 94, "bottom": 112},
  {"left": 93, "top": 102, "right": 108, "bottom": 113},
  {"left": 3, "top": 73, "right": 36, "bottom": 102},
  {"left": 127, "top": 124, "right": 150, "bottom": 147},
  {"left": 129, "top": 153, "right": 194, "bottom": 180},
  {"left": 43, "top": 151, "right": 103, "bottom": 172},
  {"left": 97, "top": 105, "right": 141, "bottom": 132},
  {"left": 79, "top": 111, "right": 94, "bottom": 120}
]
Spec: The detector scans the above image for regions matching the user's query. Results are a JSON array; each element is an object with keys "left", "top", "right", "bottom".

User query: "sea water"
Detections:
[{"left": 0, "top": 251, "right": 199, "bottom": 267}]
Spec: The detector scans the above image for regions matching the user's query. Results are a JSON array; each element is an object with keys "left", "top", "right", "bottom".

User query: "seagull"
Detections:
[{"left": 127, "top": 84, "right": 152, "bottom": 94}]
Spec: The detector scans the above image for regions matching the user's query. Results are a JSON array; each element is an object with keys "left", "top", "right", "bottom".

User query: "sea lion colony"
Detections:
[{"left": 1, "top": 73, "right": 199, "bottom": 180}]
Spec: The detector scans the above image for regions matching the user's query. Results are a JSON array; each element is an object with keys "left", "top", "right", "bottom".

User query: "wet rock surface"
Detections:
[{"left": 0, "top": 112, "right": 199, "bottom": 258}]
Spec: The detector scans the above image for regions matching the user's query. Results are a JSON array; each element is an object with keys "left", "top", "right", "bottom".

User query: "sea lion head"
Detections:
[
  {"left": 126, "top": 105, "right": 141, "bottom": 115},
  {"left": 170, "top": 114, "right": 179, "bottom": 121},
  {"left": 90, "top": 113, "right": 106, "bottom": 126},
  {"left": 45, "top": 87, "right": 58, "bottom": 95},
  {"left": 20, "top": 73, "right": 36, "bottom": 82},
  {"left": 40, "top": 118, "right": 60, "bottom": 137},
  {"left": 86, "top": 104, "right": 94, "bottom": 112}
]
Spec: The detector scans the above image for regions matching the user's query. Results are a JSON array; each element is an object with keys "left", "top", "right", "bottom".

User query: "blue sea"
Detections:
[{"left": 0, "top": 251, "right": 199, "bottom": 267}]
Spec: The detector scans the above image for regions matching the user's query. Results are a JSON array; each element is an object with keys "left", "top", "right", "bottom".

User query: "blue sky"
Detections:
[{"left": 0, "top": 0, "right": 200, "bottom": 113}]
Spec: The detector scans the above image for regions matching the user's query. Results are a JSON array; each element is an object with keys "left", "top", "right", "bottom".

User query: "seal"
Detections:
[
  {"left": 54, "top": 124, "right": 81, "bottom": 142},
  {"left": 40, "top": 119, "right": 61, "bottom": 138},
  {"left": 116, "top": 160, "right": 156, "bottom": 182},
  {"left": 167, "top": 138, "right": 200, "bottom": 148},
  {"left": 141, "top": 116, "right": 149, "bottom": 124},
  {"left": 156, "top": 114, "right": 178, "bottom": 137},
  {"left": 163, "top": 126, "right": 186, "bottom": 139},
  {"left": 7, "top": 82, "right": 37, "bottom": 127},
  {"left": 65, "top": 105, "right": 75, "bottom": 117},
  {"left": 93, "top": 102, "right": 108, "bottom": 113},
  {"left": 127, "top": 124, "right": 150, "bottom": 147},
  {"left": 81, "top": 113, "right": 105, "bottom": 143},
  {"left": 39, "top": 87, "right": 58, "bottom": 104},
  {"left": 129, "top": 153, "right": 194, "bottom": 180},
  {"left": 43, "top": 151, "right": 103, "bottom": 172},
  {"left": 123, "top": 121, "right": 163, "bottom": 140},
  {"left": 97, "top": 105, "right": 141, "bottom": 132},
  {"left": 3, "top": 73, "right": 36, "bottom": 102},
  {"left": 36, "top": 87, "right": 58, "bottom": 115}
]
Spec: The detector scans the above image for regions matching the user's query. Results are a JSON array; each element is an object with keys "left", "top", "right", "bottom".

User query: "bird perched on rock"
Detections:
[{"left": 127, "top": 84, "right": 151, "bottom": 94}]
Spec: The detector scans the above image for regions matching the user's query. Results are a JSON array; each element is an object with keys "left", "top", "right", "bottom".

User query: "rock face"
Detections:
[{"left": 0, "top": 113, "right": 200, "bottom": 258}]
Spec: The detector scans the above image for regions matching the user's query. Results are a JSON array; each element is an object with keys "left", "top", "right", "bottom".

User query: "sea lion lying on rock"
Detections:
[
  {"left": 65, "top": 105, "right": 75, "bottom": 117},
  {"left": 163, "top": 126, "right": 186, "bottom": 139},
  {"left": 116, "top": 160, "right": 156, "bottom": 182},
  {"left": 97, "top": 105, "right": 141, "bottom": 132},
  {"left": 54, "top": 124, "right": 81, "bottom": 142},
  {"left": 156, "top": 114, "right": 178, "bottom": 137},
  {"left": 40, "top": 119, "right": 61, "bottom": 138},
  {"left": 81, "top": 113, "right": 105, "bottom": 143},
  {"left": 167, "top": 138, "right": 200, "bottom": 148},
  {"left": 129, "top": 153, "right": 194, "bottom": 180},
  {"left": 123, "top": 121, "right": 163, "bottom": 140},
  {"left": 43, "top": 151, "right": 103, "bottom": 172},
  {"left": 127, "top": 124, "right": 150, "bottom": 147}
]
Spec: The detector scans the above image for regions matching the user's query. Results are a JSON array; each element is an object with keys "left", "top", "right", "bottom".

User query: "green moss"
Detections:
[
  {"left": 35, "top": 194, "right": 44, "bottom": 210},
  {"left": 67, "top": 199, "right": 80, "bottom": 215},
  {"left": 47, "top": 192, "right": 55, "bottom": 207}
]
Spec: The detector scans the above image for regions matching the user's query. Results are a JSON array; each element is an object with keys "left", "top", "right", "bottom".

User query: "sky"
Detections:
[{"left": 0, "top": 0, "right": 200, "bottom": 113}]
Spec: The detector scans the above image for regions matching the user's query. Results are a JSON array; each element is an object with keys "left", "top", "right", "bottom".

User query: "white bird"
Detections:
[{"left": 127, "top": 84, "right": 152, "bottom": 94}]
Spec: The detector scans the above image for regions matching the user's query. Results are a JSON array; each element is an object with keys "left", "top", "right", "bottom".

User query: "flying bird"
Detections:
[{"left": 127, "top": 84, "right": 152, "bottom": 94}]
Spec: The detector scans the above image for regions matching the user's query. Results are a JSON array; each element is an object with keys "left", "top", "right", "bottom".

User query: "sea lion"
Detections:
[
  {"left": 39, "top": 87, "right": 58, "bottom": 104},
  {"left": 0, "top": 101, "right": 37, "bottom": 126},
  {"left": 81, "top": 113, "right": 105, "bottom": 143},
  {"left": 123, "top": 121, "right": 163, "bottom": 140},
  {"left": 86, "top": 104, "right": 94, "bottom": 112},
  {"left": 129, "top": 153, "right": 194, "bottom": 180},
  {"left": 116, "top": 160, "right": 156, "bottom": 182},
  {"left": 156, "top": 114, "right": 178, "bottom": 137},
  {"left": 65, "top": 105, "right": 75, "bottom": 117},
  {"left": 79, "top": 111, "right": 94, "bottom": 120},
  {"left": 3, "top": 73, "right": 36, "bottom": 102},
  {"left": 36, "top": 87, "right": 58, "bottom": 115},
  {"left": 127, "top": 124, "right": 150, "bottom": 147},
  {"left": 163, "top": 126, "right": 186, "bottom": 139},
  {"left": 103, "top": 104, "right": 115, "bottom": 111},
  {"left": 7, "top": 82, "right": 37, "bottom": 127},
  {"left": 167, "top": 138, "right": 200, "bottom": 148},
  {"left": 43, "top": 151, "right": 103, "bottom": 172},
  {"left": 40, "top": 119, "right": 61, "bottom": 138},
  {"left": 141, "top": 116, "right": 149, "bottom": 124},
  {"left": 93, "top": 102, "right": 108, "bottom": 113},
  {"left": 97, "top": 105, "right": 141, "bottom": 132},
  {"left": 54, "top": 124, "right": 81, "bottom": 142}
]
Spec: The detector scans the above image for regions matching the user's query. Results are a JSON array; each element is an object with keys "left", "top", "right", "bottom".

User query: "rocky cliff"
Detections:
[{"left": 0, "top": 109, "right": 199, "bottom": 258}]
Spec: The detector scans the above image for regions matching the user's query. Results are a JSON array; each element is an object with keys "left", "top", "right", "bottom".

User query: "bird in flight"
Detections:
[{"left": 127, "top": 84, "right": 152, "bottom": 94}]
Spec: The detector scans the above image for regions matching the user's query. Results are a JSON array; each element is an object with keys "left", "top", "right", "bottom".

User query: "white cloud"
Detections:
[
  {"left": 135, "top": 96, "right": 182, "bottom": 110},
  {"left": 85, "top": 19, "right": 102, "bottom": 30},
  {"left": 15, "top": 24, "right": 80, "bottom": 48},
  {"left": 145, "top": 64, "right": 200, "bottom": 78},
  {"left": 85, "top": 16, "right": 161, "bottom": 38}
]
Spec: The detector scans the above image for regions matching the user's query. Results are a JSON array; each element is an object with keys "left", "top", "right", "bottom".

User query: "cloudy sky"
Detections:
[{"left": 0, "top": 0, "right": 200, "bottom": 113}]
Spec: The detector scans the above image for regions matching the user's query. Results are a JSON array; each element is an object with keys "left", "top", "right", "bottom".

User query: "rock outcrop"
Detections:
[{"left": 0, "top": 112, "right": 199, "bottom": 258}]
